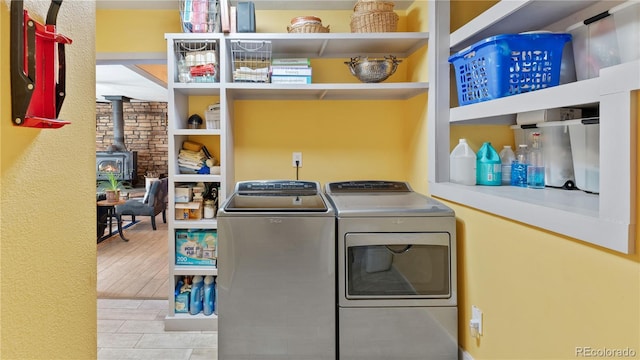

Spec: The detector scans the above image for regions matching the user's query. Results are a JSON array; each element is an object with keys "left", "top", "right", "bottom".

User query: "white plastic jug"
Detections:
[{"left": 450, "top": 139, "right": 476, "bottom": 185}]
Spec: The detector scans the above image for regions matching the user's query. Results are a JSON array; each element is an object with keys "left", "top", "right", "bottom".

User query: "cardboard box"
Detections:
[
  {"left": 175, "top": 229, "right": 217, "bottom": 266},
  {"left": 175, "top": 186, "right": 193, "bottom": 203},
  {"left": 175, "top": 202, "right": 202, "bottom": 220}
]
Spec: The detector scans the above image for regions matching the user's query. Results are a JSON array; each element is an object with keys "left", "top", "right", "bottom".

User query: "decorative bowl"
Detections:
[{"left": 344, "top": 55, "right": 402, "bottom": 83}]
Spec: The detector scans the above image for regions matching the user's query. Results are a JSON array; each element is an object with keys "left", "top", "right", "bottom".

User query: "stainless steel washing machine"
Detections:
[
  {"left": 217, "top": 180, "right": 335, "bottom": 360},
  {"left": 325, "top": 180, "right": 457, "bottom": 360}
]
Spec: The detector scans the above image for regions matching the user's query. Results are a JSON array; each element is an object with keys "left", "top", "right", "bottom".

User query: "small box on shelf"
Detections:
[
  {"left": 175, "top": 186, "right": 193, "bottom": 203},
  {"left": 175, "top": 202, "right": 203, "bottom": 220},
  {"left": 175, "top": 229, "right": 217, "bottom": 266}
]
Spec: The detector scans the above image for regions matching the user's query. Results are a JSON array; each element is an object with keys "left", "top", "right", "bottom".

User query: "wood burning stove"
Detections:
[
  {"left": 96, "top": 151, "right": 137, "bottom": 183},
  {"left": 96, "top": 96, "right": 137, "bottom": 185}
]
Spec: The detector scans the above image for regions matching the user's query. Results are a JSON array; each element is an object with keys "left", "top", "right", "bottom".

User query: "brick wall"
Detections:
[{"left": 96, "top": 101, "right": 168, "bottom": 185}]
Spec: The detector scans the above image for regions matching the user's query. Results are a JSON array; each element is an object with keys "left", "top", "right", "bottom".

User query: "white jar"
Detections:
[{"left": 204, "top": 200, "right": 215, "bottom": 219}]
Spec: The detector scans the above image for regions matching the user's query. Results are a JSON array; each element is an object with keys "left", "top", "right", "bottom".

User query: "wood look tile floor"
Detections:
[
  {"left": 98, "top": 215, "right": 217, "bottom": 359},
  {"left": 98, "top": 299, "right": 217, "bottom": 360},
  {"left": 97, "top": 214, "right": 169, "bottom": 299}
]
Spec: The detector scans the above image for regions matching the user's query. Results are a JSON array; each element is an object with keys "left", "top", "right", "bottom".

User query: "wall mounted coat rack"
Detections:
[{"left": 10, "top": 0, "right": 72, "bottom": 128}]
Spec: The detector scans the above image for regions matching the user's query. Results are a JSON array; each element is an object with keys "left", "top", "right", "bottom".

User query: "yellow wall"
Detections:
[
  {"left": 96, "top": 2, "right": 640, "bottom": 360},
  {"left": 1, "top": 1, "right": 97, "bottom": 358},
  {"left": 447, "top": 2, "right": 640, "bottom": 359}
]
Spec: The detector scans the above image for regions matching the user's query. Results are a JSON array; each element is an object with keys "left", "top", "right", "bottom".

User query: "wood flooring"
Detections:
[{"left": 97, "top": 214, "right": 169, "bottom": 299}]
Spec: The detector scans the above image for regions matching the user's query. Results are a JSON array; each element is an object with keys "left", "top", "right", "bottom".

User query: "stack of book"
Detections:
[{"left": 270, "top": 58, "right": 312, "bottom": 84}]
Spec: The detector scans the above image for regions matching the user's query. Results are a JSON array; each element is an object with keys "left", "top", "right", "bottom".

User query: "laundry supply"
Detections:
[
  {"left": 527, "top": 132, "right": 546, "bottom": 189},
  {"left": 511, "top": 144, "right": 529, "bottom": 187},
  {"left": 476, "top": 142, "right": 501, "bottom": 186},
  {"left": 449, "top": 139, "right": 476, "bottom": 185},
  {"left": 499, "top": 146, "right": 516, "bottom": 185},
  {"left": 203, "top": 275, "right": 216, "bottom": 315},
  {"left": 190, "top": 275, "right": 204, "bottom": 315}
]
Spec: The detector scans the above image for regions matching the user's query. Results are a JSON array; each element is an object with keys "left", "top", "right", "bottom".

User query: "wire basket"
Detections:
[
  {"left": 231, "top": 40, "right": 272, "bottom": 83},
  {"left": 179, "top": 0, "right": 220, "bottom": 33},
  {"left": 448, "top": 33, "right": 571, "bottom": 106},
  {"left": 174, "top": 40, "right": 219, "bottom": 83},
  {"left": 350, "top": 10, "right": 398, "bottom": 33}
]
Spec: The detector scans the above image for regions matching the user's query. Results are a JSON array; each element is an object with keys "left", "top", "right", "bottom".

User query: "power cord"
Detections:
[{"left": 295, "top": 160, "right": 300, "bottom": 180}]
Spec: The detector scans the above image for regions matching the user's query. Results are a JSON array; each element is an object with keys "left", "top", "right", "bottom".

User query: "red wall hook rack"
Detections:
[{"left": 10, "top": 0, "right": 72, "bottom": 129}]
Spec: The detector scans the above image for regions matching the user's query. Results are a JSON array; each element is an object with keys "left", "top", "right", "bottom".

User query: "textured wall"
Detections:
[
  {"left": 1, "top": 0, "right": 97, "bottom": 358},
  {"left": 96, "top": 101, "right": 169, "bottom": 184}
]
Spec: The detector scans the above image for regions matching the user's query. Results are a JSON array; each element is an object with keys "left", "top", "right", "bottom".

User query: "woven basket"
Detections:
[
  {"left": 287, "top": 23, "right": 330, "bottom": 33},
  {"left": 350, "top": 10, "right": 398, "bottom": 33},
  {"left": 354, "top": 0, "right": 395, "bottom": 13}
]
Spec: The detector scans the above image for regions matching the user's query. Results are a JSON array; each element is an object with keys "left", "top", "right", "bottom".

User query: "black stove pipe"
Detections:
[{"left": 104, "top": 95, "right": 130, "bottom": 152}]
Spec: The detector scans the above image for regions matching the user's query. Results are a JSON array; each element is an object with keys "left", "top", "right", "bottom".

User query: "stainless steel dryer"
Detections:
[
  {"left": 325, "top": 180, "right": 457, "bottom": 360},
  {"left": 217, "top": 180, "right": 335, "bottom": 360}
]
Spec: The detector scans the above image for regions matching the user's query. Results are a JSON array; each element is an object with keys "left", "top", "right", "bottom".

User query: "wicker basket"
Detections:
[
  {"left": 354, "top": 0, "right": 395, "bottom": 13},
  {"left": 350, "top": 10, "right": 398, "bottom": 33},
  {"left": 287, "top": 23, "right": 330, "bottom": 33}
]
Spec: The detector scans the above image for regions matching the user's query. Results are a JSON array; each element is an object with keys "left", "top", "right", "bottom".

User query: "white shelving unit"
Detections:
[
  {"left": 428, "top": 0, "right": 637, "bottom": 254},
  {"left": 164, "top": 29, "right": 428, "bottom": 330}
]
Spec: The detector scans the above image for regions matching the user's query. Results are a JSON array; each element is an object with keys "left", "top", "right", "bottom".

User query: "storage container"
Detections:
[
  {"left": 511, "top": 121, "right": 575, "bottom": 189},
  {"left": 448, "top": 33, "right": 571, "bottom": 106},
  {"left": 175, "top": 229, "right": 217, "bottom": 266},
  {"left": 566, "top": 118, "right": 600, "bottom": 193},
  {"left": 174, "top": 39, "right": 218, "bottom": 83},
  {"left": 567, "top": 1, "right": 640, "bottom": 80},
  {"left": 231, "top": 40, "right": 272, "bottom": 83},
  {"left": 175, "top": 201, "right": 203, "bottom": 220},
  {"left": 179, "top": 0, "right": 220, "bottom": 33},
  {"left": 516, "top": 108, "right": 582, "bottom": 125}
]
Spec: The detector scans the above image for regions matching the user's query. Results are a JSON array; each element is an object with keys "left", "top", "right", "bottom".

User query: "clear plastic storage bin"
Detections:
[
  {"left": 511, "top": 121, "right": 575, "bottom": 189},
  {"left": 566, "top": 118, "right": 600, "bottom": 193},
  {"left": 567, "top": 0, "right": 640, "bottom": 80}
]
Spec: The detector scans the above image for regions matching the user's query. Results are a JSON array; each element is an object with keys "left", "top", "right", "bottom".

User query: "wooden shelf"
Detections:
[
  {"left": 227, "top": 82, "right": 428, "bottom": 100},
  {"left": 449, "top": 0, "right": 602, "bottom": 52},
  {"left": 173, "top": 266, "right": 218, "bottom": 276},
  {"left": 173, "top": 218, "right": 218, "bottom": 229},
  {"left": 225, "top": 32, "right": 428, "bottom": 58}
]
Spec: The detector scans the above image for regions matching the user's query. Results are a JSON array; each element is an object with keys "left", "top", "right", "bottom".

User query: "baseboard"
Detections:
[{"left": 459, "top": 347, "right": 474, "bottom": 360}]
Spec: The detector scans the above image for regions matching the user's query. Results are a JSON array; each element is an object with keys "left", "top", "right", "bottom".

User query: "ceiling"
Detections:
[{"left": 96, "top": 65, "right": 168, "bottom": 103}]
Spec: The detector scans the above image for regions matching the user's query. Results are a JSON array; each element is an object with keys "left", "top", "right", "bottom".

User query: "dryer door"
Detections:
[{"left": 343, "top": 232, "right": 451, "bottom": 306}]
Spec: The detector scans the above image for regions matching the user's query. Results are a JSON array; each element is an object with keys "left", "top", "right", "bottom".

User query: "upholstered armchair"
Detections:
[{"left": 116, "top": 177, "right": 168, "bottom": 230}]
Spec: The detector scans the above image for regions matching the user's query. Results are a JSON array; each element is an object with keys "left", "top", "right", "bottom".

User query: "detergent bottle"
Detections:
[
  {"left": 476, "top": 142, "right": 501, "bottom": 186},
  {"left": 190, "top": 275, "right": 204, "bottom": 315},
  {"left": 203, "top": 275, "right": 215, "bottom": 316}
]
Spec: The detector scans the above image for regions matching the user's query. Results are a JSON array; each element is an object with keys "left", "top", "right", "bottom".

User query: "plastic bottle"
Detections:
[
  {"left": 499, "top": 145, "right": 516, "bottom": 185},
  {"left": 511, "top": 144, "right": 529, "bottom": 187},
  {"left": 527, "top": 132, "right": 546, "bottom": 189},
  {"left": 203, "top": 275, "right": 215, "bottom": 316},
  {"left": 476, "top": 142, "right": 501, "bottom": 186},
  {"left": 449, "top": 139, "right": 476, "bottom": 185},
  {"left": 190, "top": 275, "right": 204, "bottom": 315}
]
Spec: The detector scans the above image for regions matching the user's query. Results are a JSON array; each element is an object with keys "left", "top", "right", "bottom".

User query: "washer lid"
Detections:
[
  {"left": 224, "top": 180, "right": 328, "bottom": 212},
  {"left": 325, "top": 181, "right": 453, "bottom": 217}
]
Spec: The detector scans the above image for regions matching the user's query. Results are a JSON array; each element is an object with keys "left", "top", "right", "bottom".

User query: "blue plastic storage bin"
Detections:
[{"left": 449, "top": 33, "right": 571, "bottom": 106}]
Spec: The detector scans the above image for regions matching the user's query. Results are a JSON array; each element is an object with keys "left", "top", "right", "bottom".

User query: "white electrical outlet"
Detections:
[
  {"left": 470, "top": 305, "right": 483, "bottom": 338},
  {"left": 292, "top": 152, "right": 302, "bottom": 167}
]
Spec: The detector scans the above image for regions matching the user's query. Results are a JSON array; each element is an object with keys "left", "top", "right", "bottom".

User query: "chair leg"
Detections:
[
  {"left": 151, "top": 215, "right": 157, "bottom": 230},
  {"left": 162, "top": 210, "right": 167, "bottom": 223}
]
